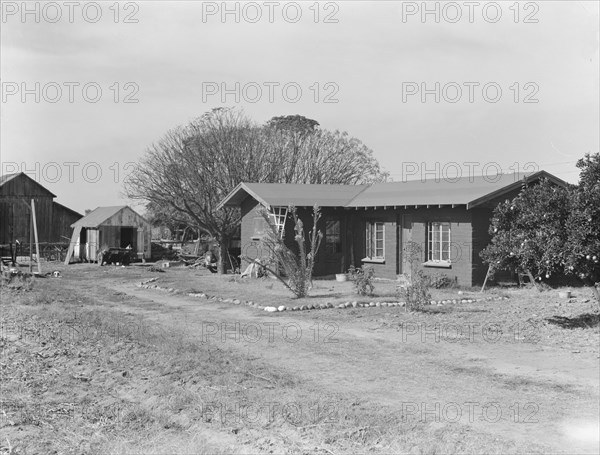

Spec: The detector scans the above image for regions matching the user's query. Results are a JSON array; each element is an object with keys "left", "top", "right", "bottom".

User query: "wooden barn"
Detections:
[
  {"left": 64, "top": 206, "right": 152, "bottom": 263},
  {"left": 0, "top": 172, "right": 82, "bottom": 245}
]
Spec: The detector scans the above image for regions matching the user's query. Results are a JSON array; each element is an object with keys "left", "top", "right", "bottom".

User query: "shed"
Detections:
[{"left": 64, "top": 206, "right": 152, "bottom": 264}]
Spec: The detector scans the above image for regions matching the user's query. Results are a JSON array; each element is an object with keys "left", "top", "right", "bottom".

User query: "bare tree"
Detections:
[{"left": 125, "top": 108, "right": 388, "bottom": 273}]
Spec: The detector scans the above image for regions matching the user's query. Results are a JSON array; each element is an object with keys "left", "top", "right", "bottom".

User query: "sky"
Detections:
[{"left": 1, "top": 0, "right": 599, "bottom": 214}]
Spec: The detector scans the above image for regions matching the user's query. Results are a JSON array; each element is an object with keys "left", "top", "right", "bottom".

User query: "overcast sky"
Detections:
[{"left": 1, "top": 1, "right": 598, "bottom": 213}]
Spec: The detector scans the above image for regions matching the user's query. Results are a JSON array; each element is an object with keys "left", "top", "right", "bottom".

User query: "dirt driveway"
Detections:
[{"left": 2, "top": 264, "right": 599, "bottom": 454}]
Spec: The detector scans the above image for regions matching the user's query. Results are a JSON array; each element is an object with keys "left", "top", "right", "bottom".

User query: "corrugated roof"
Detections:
[
  {"left": 219, "top": 171, "right": 566, "bottom": 210},
  {"left": 220, "top": 182, "right": 369, "bottom": 209},
  {"left": 71, "top": 206, "right": 127, "bottom": 228}
]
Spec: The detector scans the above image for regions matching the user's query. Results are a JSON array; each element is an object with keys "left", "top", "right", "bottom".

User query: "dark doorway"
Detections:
[
  {"left": 79, "top": 228, "right": 87, "bottom": 261},
  {"left": 120, "top": 227, "right": 135, "bottom": 249}
]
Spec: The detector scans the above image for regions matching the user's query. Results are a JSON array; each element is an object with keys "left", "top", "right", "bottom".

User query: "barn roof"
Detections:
[
  {"left": 218, "top": 171, "right": 567, "bottom": 210},
  {"left": 0, "top": 172, "right": 57, "bottom": 198},
  {"left": 0, "top": 173, "right": 20, "bottom": 185},
  {"left": 53, "top": 201, "right": 83, "bottom": 219},
  {"left": 71, "top": 206, "right": 129, "bottom": 228}
]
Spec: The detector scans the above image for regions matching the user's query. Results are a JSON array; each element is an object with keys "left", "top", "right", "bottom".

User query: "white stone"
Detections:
[
  {"left": 277, "top": 305, "right": 286, "bottom": 312},
  {"left": 264, "top": 306, "right": 277, "bottom": 312}
]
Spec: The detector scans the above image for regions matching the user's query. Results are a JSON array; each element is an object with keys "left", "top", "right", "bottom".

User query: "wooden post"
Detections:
[
  {"left": 480, "top": 264, "right": 492, "bottom": 292},
  {"left": 31, "top": 200, "right": 42, "bottom": 274},
  {"left": 29, "top": 204, "right": 33, "bottom": 273}
]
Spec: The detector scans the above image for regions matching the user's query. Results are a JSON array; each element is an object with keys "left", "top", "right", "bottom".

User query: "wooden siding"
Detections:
[
  {"left": 0, "top": 174, "right": 80, "bottom": 244},
  {"left": 0, "top": 196, "right": 53, "bottom": 244},
  {"left": 51, "top": 203, "right": 82, "bottom": 242}
]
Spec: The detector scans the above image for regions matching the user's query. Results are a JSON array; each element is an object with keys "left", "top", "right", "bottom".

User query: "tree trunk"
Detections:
[
  {"left": 217, "top": 241, "right": 228, "bottom": 274},
  {"left": 526, "top": 269, "right": 541, "bottom": 292}
]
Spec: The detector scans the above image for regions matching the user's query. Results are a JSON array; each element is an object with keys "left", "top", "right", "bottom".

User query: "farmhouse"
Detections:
[
  {"left": 0, "top": 172, "right": 82, "bottom": 245},
  {"left": 64, "top": 206, "right": 152, "bottom": 264},
  {"left": 219, "top": 171, "right": 567, "bottom": 286}
]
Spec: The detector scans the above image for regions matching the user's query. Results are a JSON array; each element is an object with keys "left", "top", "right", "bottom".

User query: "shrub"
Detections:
[
  {"left": 429, "top": 273, "right": 456, "bottom": 289},
  {"left": 248, "top": 205, "right": 323, "bottom": 298},
  {"left": 398, "top": 271, "right": 431, "bottom": 312},
  {"left": 348, "top": 265, "right": 375, "bottom": 296}
]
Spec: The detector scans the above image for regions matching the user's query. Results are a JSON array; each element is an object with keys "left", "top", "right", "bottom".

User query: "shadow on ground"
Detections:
[{"left": 546, "top": 313, "right": 600, "bottom": 329}]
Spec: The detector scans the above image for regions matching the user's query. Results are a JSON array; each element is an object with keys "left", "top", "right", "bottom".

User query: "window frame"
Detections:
[
  {"left": 324, "top": 219, "right": 342, "bottom": 255},
  {"left": 424, "top": 221, "right": 452, "bottom": 268},
  {"left": 363, "top": 220, "right": 385, "bottom": 263},
  {"left": 250, "top": 207, "right": 287, "bottom": 241}
]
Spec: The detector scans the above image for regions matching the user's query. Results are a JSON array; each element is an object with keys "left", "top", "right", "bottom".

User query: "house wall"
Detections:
[
  {"left": 238, "top": 199, "right": 493, "bottom": 286},
  {"left": 471, "top": 208, "right": 494, "bottom": 285},
  {"left": 348, "top": 209, "right": 398, "bottom": 279},
  {"left": 406, "top": 207, "right": 473, "bottom": 286},
  {"left": 240, "top": 197, "right": 262, "bottom": 268}
]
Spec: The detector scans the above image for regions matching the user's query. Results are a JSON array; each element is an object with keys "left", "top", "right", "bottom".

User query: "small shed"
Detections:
[{"left": 64, "top": 206, "right": 151, "bottom": 264}]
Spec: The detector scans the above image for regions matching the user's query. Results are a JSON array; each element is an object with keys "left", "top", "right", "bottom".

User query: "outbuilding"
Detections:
[
  {"left": 64, "top": 206, "right": 152, "bottom": 264},
  {"left": 0, "top": 172, "right": 82, "bottom": 245}
]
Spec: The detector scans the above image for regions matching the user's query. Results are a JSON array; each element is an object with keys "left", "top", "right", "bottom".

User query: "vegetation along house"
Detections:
[{"left": 219, "top": 171, "right": 567, "bottom": 286}]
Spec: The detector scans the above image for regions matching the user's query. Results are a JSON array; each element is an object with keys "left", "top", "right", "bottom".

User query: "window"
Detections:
[
  {"left": 427, "top": 222, "right": 451, "bottom": 265},
  {"left": 251, "top": 207, "right": 287, "bottom": 240},
  {"left": 325, "top": 220, "right": 341, "bottom": 255},
  {"left": 251, "top": 217, "right": 267, "bottom": 240},
  {"left": 364, "top": 221, "right": 385, "bottom": 261}
]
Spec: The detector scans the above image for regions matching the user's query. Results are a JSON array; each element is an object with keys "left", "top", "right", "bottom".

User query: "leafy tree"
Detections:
[
  {"left": 481, "top": 154, "right": 600, "bottom": 303},
  {"left": 563, "top": 153, "right": 600, "bottom": 301},
  {"left": 266, "top": 115, "right": 320, "bottom": 134},
  {"left": 481, "top": 178, "right": 571, "bottom": 289}
]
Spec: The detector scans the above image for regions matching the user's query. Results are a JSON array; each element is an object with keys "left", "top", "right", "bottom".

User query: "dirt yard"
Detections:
[{"left": 1, "top": 262, "right": 599, "bottom": 454}]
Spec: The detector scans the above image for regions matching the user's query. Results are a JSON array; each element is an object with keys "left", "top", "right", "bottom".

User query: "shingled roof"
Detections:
[{"left": 218, "top": 171, "right": 567, "bottom": 210}]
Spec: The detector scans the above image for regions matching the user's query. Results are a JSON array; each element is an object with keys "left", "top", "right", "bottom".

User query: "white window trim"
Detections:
[
  {"left": 426, "top": 221, "right": 451, "bottom": 267},
  {"left": 423, "top": 260, "right": 452, "bottom": 268},
  {"left": 362, "top": 257, "right": 385, "bottom": 264},
  {"left": 364, "top": 221, "right": 385, "bottom": 262}
]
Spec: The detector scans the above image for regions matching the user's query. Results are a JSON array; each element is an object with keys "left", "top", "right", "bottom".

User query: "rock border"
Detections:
[{"left": 136, "top": 278, "right": 509, "bottom": 312}]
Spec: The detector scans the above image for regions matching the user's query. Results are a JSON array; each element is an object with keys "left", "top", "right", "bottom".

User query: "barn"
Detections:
[
  {"left": 0, "top": 172, "right": 82, "bottom": 246},
  {"left": 64, "top": 206, "right": 152, "bottom": 264}
]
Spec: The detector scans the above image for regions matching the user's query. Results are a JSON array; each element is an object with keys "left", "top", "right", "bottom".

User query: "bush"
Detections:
[
  {"left": 398, "top": 271, "right": 431, "bottom": 312},
  {"left": 348, "top": 265, "right": 375, "bottom": 296},
  {"left": 429, "top": 273, "right": 456, "bottom": 289},
  {"left": 248, "top": 205, "right": 323, "bottom": 298}
]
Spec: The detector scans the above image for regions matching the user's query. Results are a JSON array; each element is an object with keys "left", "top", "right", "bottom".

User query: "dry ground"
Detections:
[{"left": 1, "top": 262, "right": 599, "bottom": 454}]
